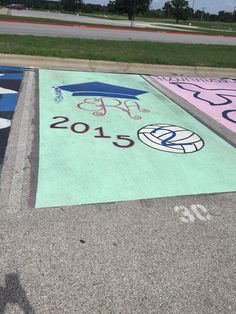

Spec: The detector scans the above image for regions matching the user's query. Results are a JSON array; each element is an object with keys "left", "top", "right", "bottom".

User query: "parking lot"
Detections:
[{"left": 0, "top": 65, "right": 235, "bottom": 313}]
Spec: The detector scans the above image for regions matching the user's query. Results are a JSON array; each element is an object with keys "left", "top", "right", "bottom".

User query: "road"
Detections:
[
  {"left": 9, "top": 9, "right": 199, "bottom": 30},
  {"left": 1, "top": 20, "right": 236, "bottom": 45}
]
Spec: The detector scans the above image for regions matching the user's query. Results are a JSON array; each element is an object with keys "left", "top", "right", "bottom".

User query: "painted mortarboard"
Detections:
[
  {"left": 57, "top": 82, "right": 148, "bottom": 100},
  {"left": 0, "top": 66, "right": 24, "bottom": 74},
  {"left": 0, "top": 66, "right": 24, "bottom": 81},
  {"left": 0, "top": 80, "right": 22, "bottom": 92}
]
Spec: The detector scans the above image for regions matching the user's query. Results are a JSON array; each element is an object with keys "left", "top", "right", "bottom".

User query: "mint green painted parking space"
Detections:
[{"left": 36, "top": 70, "right": 236, "bottom": 208}]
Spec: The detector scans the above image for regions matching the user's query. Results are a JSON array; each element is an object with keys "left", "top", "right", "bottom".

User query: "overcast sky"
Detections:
[{"left": 84, "top": 0, "right": 236, "bottom": 14}]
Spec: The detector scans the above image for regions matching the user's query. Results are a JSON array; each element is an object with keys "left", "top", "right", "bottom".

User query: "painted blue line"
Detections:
[{"left": 151, "top": 127, "right": 192, "bottom": 147}]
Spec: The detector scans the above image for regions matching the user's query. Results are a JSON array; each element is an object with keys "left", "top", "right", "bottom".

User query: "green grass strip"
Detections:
[{"left": 0, "top": 34, "right": 235, "bottom": 68}]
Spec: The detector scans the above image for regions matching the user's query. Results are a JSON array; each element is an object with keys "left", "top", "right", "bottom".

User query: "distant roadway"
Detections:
[{"left": 0, "top": 9, "right": 236, "bottom": 45}]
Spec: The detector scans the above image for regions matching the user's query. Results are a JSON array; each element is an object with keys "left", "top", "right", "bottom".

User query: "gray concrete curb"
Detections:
[{"left": 0, "top": 53, "right": 236, "bottom": 76}]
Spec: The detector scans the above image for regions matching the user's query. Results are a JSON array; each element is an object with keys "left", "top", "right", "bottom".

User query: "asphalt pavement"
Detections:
[
  {"left": 0, "top": 64, "right": 235, "bottom": 313},
  {"left": 7, "top": 9, "right": 200, "bottom": 30},
  {"left": 1, "top": 20, "right": 236, "bottom": 45},
  {"left": 2, "top": 9, "right": 235, "bottom": 46}
]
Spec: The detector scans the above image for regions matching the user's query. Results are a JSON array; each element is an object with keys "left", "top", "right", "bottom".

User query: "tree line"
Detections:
[{"left": 1, "top": 0, "right": 235, "bottom": 23}]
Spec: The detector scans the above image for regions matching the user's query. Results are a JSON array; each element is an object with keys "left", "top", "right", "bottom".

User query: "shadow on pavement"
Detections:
[{"left": 0, "top": 273, "right": 34, "bottom": 314}]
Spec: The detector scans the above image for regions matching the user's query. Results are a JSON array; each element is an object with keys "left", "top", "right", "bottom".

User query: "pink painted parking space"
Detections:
[{"left": 150, "top": 76, "right": 236, "bottom": 133}]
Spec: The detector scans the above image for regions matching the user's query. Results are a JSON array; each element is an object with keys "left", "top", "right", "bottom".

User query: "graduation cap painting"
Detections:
[
  {"left": 58, "top": 81, "right": 147, "bottom": 99},
  {"left": 0, "top": 66, "right": 24, "bottom": 74},
  {"left": 54, "top": 81, "right": 150, "bottom": 119},
  {"left": 0, "top": 66, "right": 24, "bottom": 80}
]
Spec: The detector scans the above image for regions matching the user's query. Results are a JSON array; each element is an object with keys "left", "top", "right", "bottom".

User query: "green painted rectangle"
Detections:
[{"left": 36, "top": 70, "right": 236, "bottom": 208}]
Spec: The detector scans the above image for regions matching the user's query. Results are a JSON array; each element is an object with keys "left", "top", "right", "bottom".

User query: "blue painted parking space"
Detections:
[{"left": 0, "top": 66, "right": 24, "bottom": 164}]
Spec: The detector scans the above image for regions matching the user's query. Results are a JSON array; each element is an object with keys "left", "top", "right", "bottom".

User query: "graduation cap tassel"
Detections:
[{"left": 53, "top": 85, "right": 64, "bottom": 104}]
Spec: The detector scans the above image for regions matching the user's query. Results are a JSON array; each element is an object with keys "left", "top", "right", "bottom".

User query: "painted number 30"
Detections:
[
  {"left": 174, "top": 204, "right": 212, "bottom": 223},
  {"left": 50, "top": 116, "right": 135, "bottom": 148}
]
